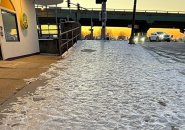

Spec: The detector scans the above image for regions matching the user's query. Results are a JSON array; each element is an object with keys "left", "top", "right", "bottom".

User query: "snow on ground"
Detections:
[{"left": 0, "top": 40, "right": 185, "bottom": 130}]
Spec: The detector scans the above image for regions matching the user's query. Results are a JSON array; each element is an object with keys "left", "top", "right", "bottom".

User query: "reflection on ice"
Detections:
[{"left": 0, "top": 40, "right": 185, "bottom": 130}]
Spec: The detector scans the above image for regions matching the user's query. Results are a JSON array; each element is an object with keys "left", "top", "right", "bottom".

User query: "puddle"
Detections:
[
  {"left": 158, "top": 101, "right": 167, "bottom": 106},
  {"left": 81, "top": 49, "right": 96, "bottom": 53},
  {"left": 33, "top": 97, "right": 45, "bottom": 102}
]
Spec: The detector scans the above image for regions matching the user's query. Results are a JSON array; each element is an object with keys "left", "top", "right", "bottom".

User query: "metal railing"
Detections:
[{"left": 58, "top": 27, "right": 81, "bottom": 55}]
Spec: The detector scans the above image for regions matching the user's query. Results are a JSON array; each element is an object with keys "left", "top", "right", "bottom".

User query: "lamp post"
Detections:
[
  {"left": 90, "top": 11, "right": 94, "bottom": 40},
  {"left": 129, "top": 0, "right": 137, "bottom": 44},
  {"left": 101, "top": 1, "right": 107, "bottom": 40},
  {"left": 95, "top": 0, "right": 107, "bottom": 40}
]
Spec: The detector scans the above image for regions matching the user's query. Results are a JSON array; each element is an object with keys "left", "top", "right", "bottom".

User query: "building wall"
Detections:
[{"left": 0, "top": 0, "right": 39, "bottom": 60}]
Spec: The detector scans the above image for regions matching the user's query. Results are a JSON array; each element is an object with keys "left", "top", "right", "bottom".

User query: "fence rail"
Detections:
[{"left": 59, "top": 27, "right": 81, "bottom": 55}]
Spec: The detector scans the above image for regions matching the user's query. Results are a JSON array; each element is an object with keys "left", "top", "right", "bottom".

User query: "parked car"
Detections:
[{"left": 149, "top": 32, "right": 172, "bottom": 42}]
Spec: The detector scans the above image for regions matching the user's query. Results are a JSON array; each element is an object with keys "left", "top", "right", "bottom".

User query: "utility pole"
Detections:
[
  {"left": 129, "top": 0, "right": 137, "bottom": 44},
  {"left": 90, "top": 14, "right": 94, "bottom": 40},
  {"left": 76, "top": 3, "right": 80, "bottom": 22},
  {"left": 67, "top": 0, "right": 71, "bottom": 21},
  {"left": 95, "top": 0, "right": 107, "bottom": 40},
  {"left": 101, "top": 1, "right": 107, "bottom": 40}
]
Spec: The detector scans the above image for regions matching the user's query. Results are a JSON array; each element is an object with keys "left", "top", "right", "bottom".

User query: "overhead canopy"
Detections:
[
  {"left": 35, "top": 0, "right": 63, "bottom": 5},
  {"left": 0, "top": 0, "right": 15, "bottom": 11}
]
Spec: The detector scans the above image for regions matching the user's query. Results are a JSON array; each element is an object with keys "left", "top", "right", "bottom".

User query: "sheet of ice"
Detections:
[{"left": 0, "top": 40, "right": 185, "bottom": 130}]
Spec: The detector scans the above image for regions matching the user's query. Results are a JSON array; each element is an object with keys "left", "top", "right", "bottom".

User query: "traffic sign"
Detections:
[{"left": 96, "top": 0, "right": 107, "bottom": 4}]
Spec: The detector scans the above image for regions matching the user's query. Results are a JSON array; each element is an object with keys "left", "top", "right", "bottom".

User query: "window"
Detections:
[
  {"left": 1, "top": 10, "right": 19, "bottom": 42},
  {"left": 157, "top": 32, "right": 165, "bottom": 35},
  {"left": 41, "top": 25, "right": 58, "bottom": 35}
]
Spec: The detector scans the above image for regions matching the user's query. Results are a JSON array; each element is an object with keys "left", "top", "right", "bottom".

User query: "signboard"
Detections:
[
  {"left": 96, "top": 0, "right": 107, "bottom": 4},
  {"left": 128, "top": 24, "right": 139, "bottom": 29},
  {"left": 20, "top": 13, "right": 28, "bottom": 30}
]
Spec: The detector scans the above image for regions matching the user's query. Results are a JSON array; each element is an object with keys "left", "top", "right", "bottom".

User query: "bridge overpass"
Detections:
[{"left": 36, "top": 8, "right": 185, "bottom": 35}]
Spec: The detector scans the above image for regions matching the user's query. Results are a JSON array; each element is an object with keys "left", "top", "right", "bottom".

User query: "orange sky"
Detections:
[
  {"left": 40, "top": 25, "right": 184, "bottom": 39},
  {"left": 82, "top": 26, "right": 184, "bottom": 39},
  {"left": 58, "top": 0, "right": 185, "bottom": 39}
]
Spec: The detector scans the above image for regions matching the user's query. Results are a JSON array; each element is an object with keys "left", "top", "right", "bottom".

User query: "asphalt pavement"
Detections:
[{"left": 141, "top": 42, "right": 185, "bottom": 63}]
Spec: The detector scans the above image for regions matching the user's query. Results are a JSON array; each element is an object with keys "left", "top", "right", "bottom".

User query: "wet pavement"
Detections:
[
  {"left": 0, "top": 55, "right": 59, "bottom": 105},
  {"left": 141, "top": 42, "right": 185, "bottom": 63},
  {"left": 0, "top": 40, "right": 185, "bottom": 130}
]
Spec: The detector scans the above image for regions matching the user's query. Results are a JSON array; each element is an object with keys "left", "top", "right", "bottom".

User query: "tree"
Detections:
[
  {"left": 118, "top": 31, "right": 127, "bottom": 40},
  {"left": 106, "top": 29, "right": 113, "bottom": 38}
]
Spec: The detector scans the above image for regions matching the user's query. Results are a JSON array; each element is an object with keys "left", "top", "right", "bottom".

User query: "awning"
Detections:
[{"left": 35, "top": 0, "right": 64, "bottom": 5}]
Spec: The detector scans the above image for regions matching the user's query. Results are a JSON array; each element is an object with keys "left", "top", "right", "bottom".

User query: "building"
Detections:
[
  {"left": 0, "top": 0, "right": 63, "bottom": 60},
  {"left": 0, "top": 0, "right": 40, "bottom": 60}
]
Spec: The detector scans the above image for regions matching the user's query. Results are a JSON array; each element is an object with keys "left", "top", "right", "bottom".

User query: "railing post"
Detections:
[
  {"left": 72, "top": 30, "right": 74, "bottom": 45},
  {"left": 66, "top": 33, "right": 69, "bottom": 51},
  {"left": 59, "top": 35, "right": 62, "bottom": 55},
  {"left": 76, "top": 29, "right": 78, "bottom": 42}
]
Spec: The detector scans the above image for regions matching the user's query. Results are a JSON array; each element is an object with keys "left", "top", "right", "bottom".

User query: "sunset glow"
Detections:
[
  {"left": 58, "top": 0, "right": 185, "bottom": 39},
  {"left": 82, "top": 26, "right": 184, "bottom": 39}
]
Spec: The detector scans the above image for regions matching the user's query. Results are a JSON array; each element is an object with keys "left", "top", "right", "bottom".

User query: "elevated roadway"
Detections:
[{"left": 36, "top": 8, "right": 185, "bottom": 35}]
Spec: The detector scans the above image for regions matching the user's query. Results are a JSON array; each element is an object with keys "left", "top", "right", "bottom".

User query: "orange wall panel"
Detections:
[{"left": 0, "top": 0, "right": 15, "bottom": 11}]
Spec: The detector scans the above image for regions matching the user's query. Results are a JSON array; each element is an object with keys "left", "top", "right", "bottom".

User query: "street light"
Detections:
[
  {"left": 77, "top": 3, "right": 80, "bottom": 10},
  {"left": 95, "top": 0, "right": 107, "bottom": 40},
  {"left": 129, "top": 0, "right": 137, "bottom": 44}
]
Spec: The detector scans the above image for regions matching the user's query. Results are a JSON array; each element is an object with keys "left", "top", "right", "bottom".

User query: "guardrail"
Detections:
[
  {"left": 59, "top": 27, "right": 81, "bottom": 55},
  {"left": 35, "top": 5, "right": 185, "bottom": 14}
]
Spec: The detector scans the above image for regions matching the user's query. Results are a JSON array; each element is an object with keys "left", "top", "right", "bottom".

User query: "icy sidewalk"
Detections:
[{"left": 0, "top": 40, "right": 185, "bottom": 130}]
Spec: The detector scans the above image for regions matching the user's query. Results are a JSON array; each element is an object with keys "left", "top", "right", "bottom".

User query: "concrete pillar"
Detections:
[
  {"left": 135, "top": 27, "right": 149, "bottom": 37},
  {"left": 180, "top": 28, "right": 185, "bottom": 33}
]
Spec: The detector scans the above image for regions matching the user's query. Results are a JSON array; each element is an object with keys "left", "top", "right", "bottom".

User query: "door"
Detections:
[
  {"left": 150, "top": 33, "right": 157, "bottom": 41},
  {"left": 0, "top": 9, "right": 3, "bottom": 60},
  {"left": 0, "top": 8, "right": 20, "bottom": 60}
]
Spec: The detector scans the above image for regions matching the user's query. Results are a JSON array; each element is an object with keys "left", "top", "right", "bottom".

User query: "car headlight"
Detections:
[
  {"left": 141, "top": 37, "right": 145, "bottom": 42},
  {"left": 160, "top": 35, "right": 164, "bottom": 39},
  {"left": 134, "top": 37, "right": 139, "bottom": 42}
]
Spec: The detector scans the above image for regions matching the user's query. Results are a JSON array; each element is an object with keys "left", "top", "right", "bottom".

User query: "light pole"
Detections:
[
  {"left": 129, "top": 0, "right": 137, "bottom": 44},
  {"left": 95, "top": 0, "right": 107, "bottom": 40},
  {"left": 101, "top": 1, "right": 107, "bottom": 40},
  {"left": 90, "top": 12, "right": 94, "bottom": 40}
]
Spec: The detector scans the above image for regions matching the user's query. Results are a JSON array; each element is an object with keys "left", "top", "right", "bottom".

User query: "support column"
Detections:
[
  {"left": 180, "top": 28, "right": 185, "bottom": 33},
  {"left": 136, "top": 26, "right": 149, "bottom": 37}
]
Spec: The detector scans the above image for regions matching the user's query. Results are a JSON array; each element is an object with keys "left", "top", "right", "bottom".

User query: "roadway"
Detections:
[{"left": 141, "top": 42, "right": 185, "bottom": 63}]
